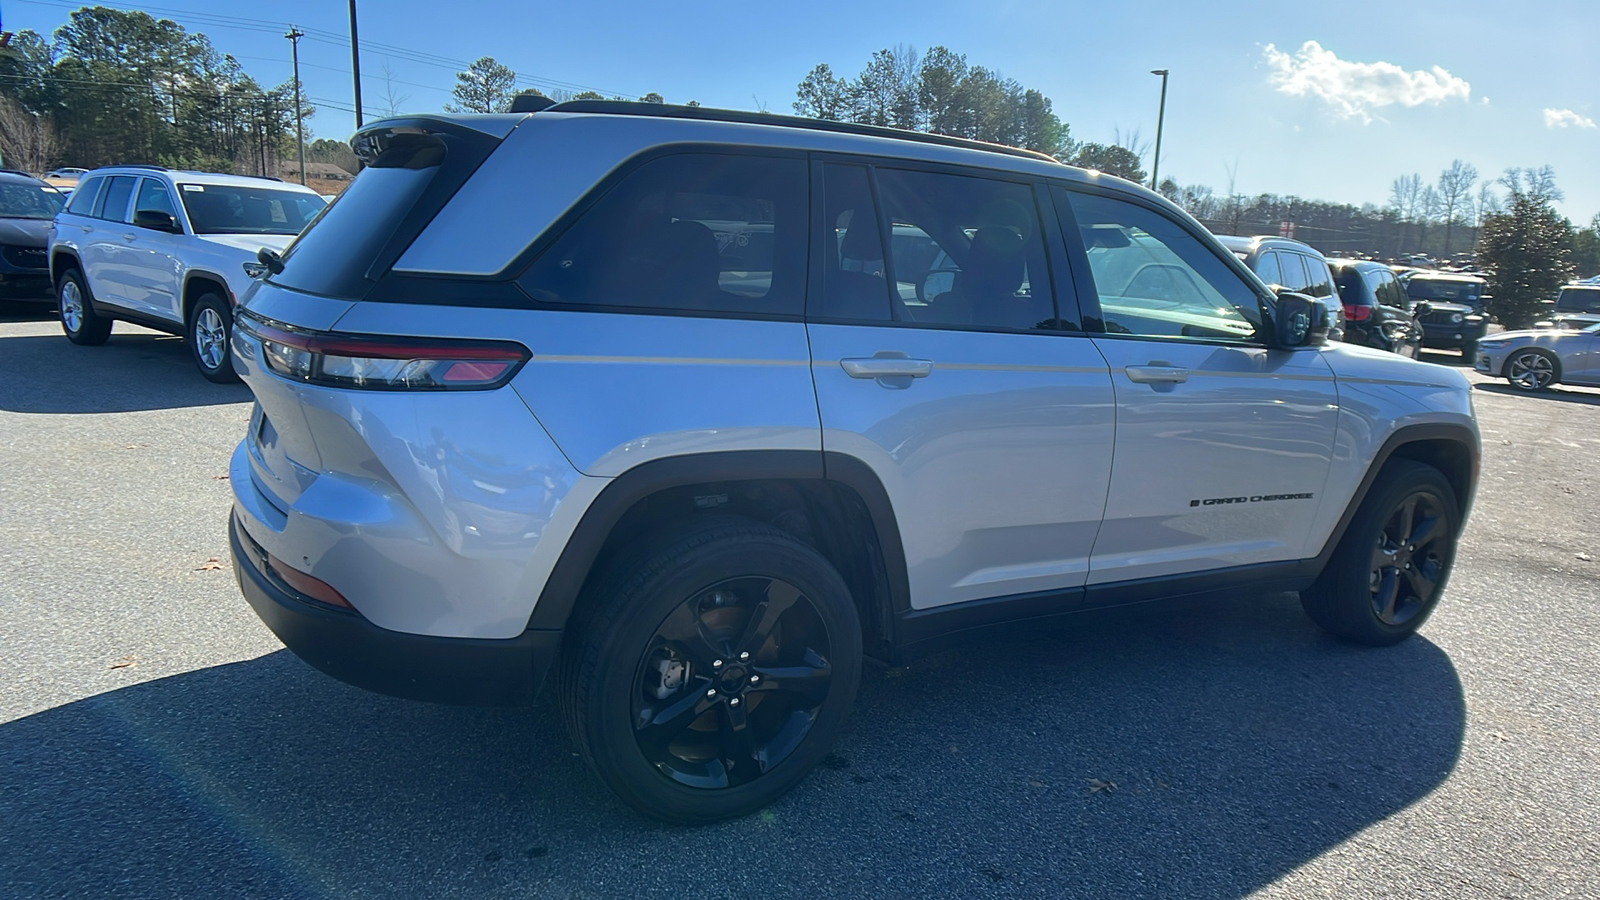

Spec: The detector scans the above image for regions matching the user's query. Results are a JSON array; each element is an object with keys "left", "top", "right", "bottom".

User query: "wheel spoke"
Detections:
[
  {"left": 1410, "top": 509, "right": 1448, "bottom": 549},
  {"left": 750, "top": 657, "right": 832, "bottom": 705},
  {"left": 1373, "top": 568, "right": 1401, "bottom": 622},
  {"left": 635, "top": 689, "right": 712, "bottom": 749},
  {"left": 1403, "top": 567, "right": 1436, "bottom": 604},
  {"left": 736, "top": 579, "right": 803, "bottom": 656},
  {"left": 719, "top": 701, "right": 765, "bottom": 780},
  {"left": 654, "top": 603, "right": 727, "bottom": 669},
  {"left": 1396, "top": 497, "right": 1417, "bottom": 548}
]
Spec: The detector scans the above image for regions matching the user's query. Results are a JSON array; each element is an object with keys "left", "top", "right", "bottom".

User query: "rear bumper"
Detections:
[{"left": 230, "top": 515, "right": 559, "bottom": 706}]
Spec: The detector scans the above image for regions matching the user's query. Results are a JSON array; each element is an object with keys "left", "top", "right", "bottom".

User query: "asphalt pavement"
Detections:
[{"left": 2, "top": 307, "right": 1597, "bottom": 899}]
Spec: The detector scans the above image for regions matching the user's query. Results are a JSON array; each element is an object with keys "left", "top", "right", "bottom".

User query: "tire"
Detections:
[
  {"left": 1301, "top": 459, "right": 1460, "bottom": 646},
  {"left": 57, "top": 268, "right": 111, "bottom": 346},
  {"left": 560, "top": 518, "right": 862, "bottom": 824},
  {"left": 187, "top": 292, "right": 240, "bottom": 383},
  {"left": 1504, "top": 348, "right": 1558, "bottom": 392}
]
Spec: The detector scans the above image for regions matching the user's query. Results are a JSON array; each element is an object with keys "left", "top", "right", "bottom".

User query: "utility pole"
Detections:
[
  {"left": 1149, "top": 69, "right": 1169, "bottom": 192},
  {"left": 285, "top": 26, "right": 306, "bottom": 185},
  {"left": 348, "top": 0, "right": 364, "bottom": 129}
]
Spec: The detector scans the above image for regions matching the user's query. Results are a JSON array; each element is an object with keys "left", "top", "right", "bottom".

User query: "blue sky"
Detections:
[{"left": 7, "top": 0, "right": 1597, "bottom": 225}]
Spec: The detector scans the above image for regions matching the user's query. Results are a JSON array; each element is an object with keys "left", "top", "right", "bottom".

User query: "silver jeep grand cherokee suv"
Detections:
[{"left": 228, "top": 101, "right": 1480, "bottom": 823}]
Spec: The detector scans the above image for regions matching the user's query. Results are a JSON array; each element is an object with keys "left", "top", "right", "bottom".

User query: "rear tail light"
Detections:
[
  {"left": 1344, "top": 305, "right": 1371, "bottom": 322},
  {"left": 236, "top": 310, "right": 529, "bottom": 391}
]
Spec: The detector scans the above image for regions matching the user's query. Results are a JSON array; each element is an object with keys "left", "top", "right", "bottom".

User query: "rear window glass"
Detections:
[
  {"left": 1405, "top": 278, "right": 1483, "bottom": 303},
  {"left": 520, "top": 153, "right": 807, "bottom": 317},
  {"left": 1556, "top": 287, "right": 1600, "bottom": 313},
  {"left": 273, "top": 167, "right": 435, "bottom": 296}
]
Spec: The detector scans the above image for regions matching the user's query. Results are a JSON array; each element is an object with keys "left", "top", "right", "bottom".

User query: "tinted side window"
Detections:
[
  {"left": 65, "top": 176, "right": 103, "bottom": 215},
  {"left": 95, "top": 176, "right": 136, "bottom": 222},
  {"left": 875, "top": 168, "right": 1057, "bottom": 331},
  {"left": 816, "top": 163, "right": 891, "bottom": 321},
  {"left": 1277, "top": 252, "right": 1311, "bottom": 292},
  {"left": 1302, "top": 256, "right": 1335, "bottom": 299},
  {"left": 1365, "top": 269, "right": 1407, "bottom": 308},
  {"left": 521, "top": 153, "right": 807, "bottom": 316},
  {"left": 1060, "top": 188, "right": 1262, "bottom": 342},
  {"left": 1254, "top": 250, "right": 1282, "bottom": 286},
  {"left": 135, "top": 178, "right": 179, "bottom": 220}
]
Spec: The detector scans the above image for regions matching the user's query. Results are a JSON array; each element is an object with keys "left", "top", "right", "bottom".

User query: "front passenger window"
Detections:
[{"left": 1059, "top": 188, "right": 1262, "bottom": 342}]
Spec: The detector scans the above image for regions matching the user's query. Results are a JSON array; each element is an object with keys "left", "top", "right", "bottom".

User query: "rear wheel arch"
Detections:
[{"left": 529, "top": 451, "right": 910, "bottom": 660}]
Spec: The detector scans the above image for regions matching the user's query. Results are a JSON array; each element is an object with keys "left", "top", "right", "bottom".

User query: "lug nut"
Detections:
[
  {"left": 729, "top": 698, "right": 741, "bottom": 707},
  {"left": 750, "top": 675, "right": 760, "bottom": 684},
  {"left": 713, "top": 659, "right": 724, "bottom": 668},
  {"left": 739, "top": 651, "right": 750, "bottom": 661},
  {"left": 706, "top": 688, "right": 717, "bottom": 698}
]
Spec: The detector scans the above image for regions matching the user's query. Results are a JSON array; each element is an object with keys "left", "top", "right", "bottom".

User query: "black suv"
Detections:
[
  {"left": 1399, "top": 271, "right": 1488, "bottom": 355},
  {"left": 1327, "top": 259, "right": 1421, "bottom": 356},
  {"left": 0, "top": 169, "right": 67, "bottom": 302}
]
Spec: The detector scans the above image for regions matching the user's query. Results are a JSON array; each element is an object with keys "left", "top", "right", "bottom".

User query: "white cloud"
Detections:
[
  {"left": 1543, "top": 108, "right": 1596, "bottom": 129},
  {"left": 1262, "top": 41, "right": 1472, "bottom": 122}
]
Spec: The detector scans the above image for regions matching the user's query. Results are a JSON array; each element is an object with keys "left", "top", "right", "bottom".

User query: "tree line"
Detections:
[{"left": 0, "top": 6, "right": 302, "bottom": 176}]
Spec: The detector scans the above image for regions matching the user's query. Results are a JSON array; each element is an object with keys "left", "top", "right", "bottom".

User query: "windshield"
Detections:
[
  {"left": 178, "top": 183, "right": 328, "bottom": 235},
  {"left": 1556, "top": 287, "right": 1600, "bottom": 314},
  {"left": 1405, "top": 278, "right": 1483, "bottom": 303},
  {"left": 0, "top": 182, "right": 67, "bottom": 219}
]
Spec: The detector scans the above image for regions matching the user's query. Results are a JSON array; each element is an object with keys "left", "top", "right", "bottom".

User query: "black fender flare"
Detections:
[
  {"left": 1312, "top": 422, "right": 1480, "bottom": 570},
  {"left": 523, "top": 450, "right": 911, "bottom": 631},
  {"left": 48, "top": 247, "right": 82, "bottom": 285}
]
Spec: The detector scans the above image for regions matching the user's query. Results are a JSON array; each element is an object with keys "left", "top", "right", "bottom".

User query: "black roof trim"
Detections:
[{"left": 542, "top": 100, "right": 1061, "bottom": 164}]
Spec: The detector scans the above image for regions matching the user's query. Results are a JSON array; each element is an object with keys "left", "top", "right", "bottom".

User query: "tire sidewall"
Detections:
[
  {"left": 580, "top": 536, "right": 862, "bottom": 822},
  {"left": 1506, "top": 350, "right": 1556, "bottom": 391},
  {"left": 57, "top": 270, "right": 96, "bottom": 341},
  {"left": 1328, "top": 465, "right": 1460, "bottom": 642}
]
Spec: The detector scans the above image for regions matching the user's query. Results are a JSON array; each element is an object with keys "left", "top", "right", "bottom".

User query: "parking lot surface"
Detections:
[{"left": 2, "top": 310, "right": 1597, "bottom": 899}]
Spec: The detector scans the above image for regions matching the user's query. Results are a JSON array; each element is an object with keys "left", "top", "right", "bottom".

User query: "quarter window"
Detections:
[
  {"left": 874, "top": 168, "right": 1058, "bottom": 331},
  {"left": 1059, "top": 189, "right": 1262, "bottom": 342},
  {"left": 520, "top": 153, "right": 807, "bottom": 316},
  {"left": 65, "top": 176, "right": 103, "bottom": 215}
]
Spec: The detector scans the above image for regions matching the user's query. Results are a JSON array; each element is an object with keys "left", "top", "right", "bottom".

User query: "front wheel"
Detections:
[
  {"left": 1505, "top": 349, "right": 1557, "bottom": 391},
  {"left": 561, "top": 520, "right": 862, "bottom": 823},
  {"left": 1302, "top": 459, "right": 1460, "bottom": 646},
  {"left": 187, "top": 293, "right": 240, "bottom": 383}
]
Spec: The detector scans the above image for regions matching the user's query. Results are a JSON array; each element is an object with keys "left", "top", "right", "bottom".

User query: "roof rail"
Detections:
[
  {"left": 110, "top": 164, "right": 170, "bottom": 171},
  {"left": 541, "top": 100, "right": 1061, "bottom": 164}
]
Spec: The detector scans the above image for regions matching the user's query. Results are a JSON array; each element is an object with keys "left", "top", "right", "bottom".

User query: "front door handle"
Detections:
[
  {"left": 1124, "top": 363, "right": 1189, "bottom": 384},
  {"left": 841, "top": 357, "right": 934, "bottom": 379},
  {"left": 121, "top": 233, "right": 137, "bottom": 242}
]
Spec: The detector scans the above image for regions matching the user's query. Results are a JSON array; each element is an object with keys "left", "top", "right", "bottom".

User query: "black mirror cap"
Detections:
[
  {"left": 257, "top": 246, "right": 284, "bottom": 275},
  {"left": 132, "top": 209, "right": 177, "bottom": 232},
  {"left": 1272, "top": 291, "right": 1328, "bottom": 349}
]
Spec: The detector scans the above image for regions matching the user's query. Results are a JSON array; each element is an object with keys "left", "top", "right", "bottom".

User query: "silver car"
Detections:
[{"left": 1474, "top": 323, "right": 1600, "bottom": 391}]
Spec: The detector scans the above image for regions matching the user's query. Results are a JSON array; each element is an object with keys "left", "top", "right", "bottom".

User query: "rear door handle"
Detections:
[
  {"left": 840, "top": 358, "right": 934, "bottom": 379},
  {"left": 121, "top": 233, "right": 137, "bottom": 242},
  {"left": 1124, "top": 364, "right": 1189, "bottom": 384}
]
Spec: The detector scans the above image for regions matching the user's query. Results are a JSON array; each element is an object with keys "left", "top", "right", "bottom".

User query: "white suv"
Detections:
[
  {"left": 227, "top": 102, "right": 1480, "bottom": 823},
  {"left": 48, "top": 166, "right": 327, "bottom": 381}
]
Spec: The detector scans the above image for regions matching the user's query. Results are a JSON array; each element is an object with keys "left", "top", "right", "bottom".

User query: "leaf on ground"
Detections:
[
  {"left": 109, "top": 655, "right": 136, "bottom": 669},
  {"left": 196, "top": 557, "right": 224, "bottom": 571},
  {"left": 1577, "top": 552, "right": 1592, "bottom": 561},
  {"left": 212, "top": 474, "right": 230, "bottom": 481},
  {"left": 1087, "top": 778, "right": 1117, "bottom": 794}
]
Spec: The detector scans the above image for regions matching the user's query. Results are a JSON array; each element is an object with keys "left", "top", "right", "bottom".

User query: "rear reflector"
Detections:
[
  {"left": 268, "top": 553, "right": 352, "bottom": 608},
  {"left": 236, "top": 310, "right": 530, "bottom": 391}
]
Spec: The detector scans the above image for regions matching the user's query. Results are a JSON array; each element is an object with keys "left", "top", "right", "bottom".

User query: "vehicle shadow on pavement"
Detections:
[
  {"left": 0, "top": 331, "right": 251, "bottom": 413},
  {"left": 1472, "top": 382, "right": 1600, "bottom": 406},
  {"left": 0, "top": 593, "right": 1464, "bottom": 899}
]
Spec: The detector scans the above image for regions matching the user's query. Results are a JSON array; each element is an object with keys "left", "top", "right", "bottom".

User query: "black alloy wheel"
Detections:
[
  {"left": 1367, "top": 491, "right": 1450, "bottom": 627},
  {"left": 561, "top": 519, "right": 862, "bottom": 824},
  {"left": 1301, "top": 459, "right": 1460, "bottom": 646},
  {"left": 633, "top": 575, "right": 835, "bottom": 790}
]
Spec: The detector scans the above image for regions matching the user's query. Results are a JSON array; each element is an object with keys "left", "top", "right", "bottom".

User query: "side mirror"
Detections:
[
  {"left": 1411, "top": 301, "right": 1432, "bottom": 317},
  {"left": 1272, "top": 291, "right": 1328, "bottom": 349},
  {"left": 132, "top": 209, "right": 178, "bottom": 232},
  {"left": 257, "top": 246, "right": 284, "bottom": 275}
]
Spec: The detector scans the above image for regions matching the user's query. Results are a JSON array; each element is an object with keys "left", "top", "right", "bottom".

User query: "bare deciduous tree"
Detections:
[
  {"left": 1435, "top": 160, "right": 1477, "bottom": 256},
  {"left": 0, "top": 96, "right": 59, "bottom": 174},
  {"left": 378, "top": 62, "right": 410, "bottom": 118}
]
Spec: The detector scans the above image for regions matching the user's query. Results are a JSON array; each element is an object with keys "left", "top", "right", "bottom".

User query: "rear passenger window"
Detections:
[
  {"left": 873, "top": 168, "right": 1057, "bottom": 331},
  {"left": 816, "top": 163, "right": 891, "bottom": 321},
  {"left": 1277, "top": 252, "right": 1311, "bottom": 293},
  {"left": 521, "top": 153, "right": 807, "bottom": 316},
  {"left": 65, "top": 177, "right": 103, "bottom": 215},
  {"left": 96, "top": 176, "right": 136, "bottom": 222},
  {"left": 1254, "top": 251, "right": 1282, "bottom": 286},
  {"left": 1302, "top": 257, "right": 1335, "bottom": 299}
]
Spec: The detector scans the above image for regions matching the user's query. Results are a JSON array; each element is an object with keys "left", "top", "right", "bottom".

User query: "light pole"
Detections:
[
  {"left": 285, "top": 26, "right": 306, "bottom": 185},
  {"left": 1149, "top": 69, "right": 1168, "bottom": 192}
]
